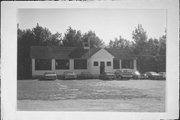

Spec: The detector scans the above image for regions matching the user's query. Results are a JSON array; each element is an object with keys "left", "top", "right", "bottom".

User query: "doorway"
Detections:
[{"left": 100, "top": 61, "right": 105, "bottom": 74}]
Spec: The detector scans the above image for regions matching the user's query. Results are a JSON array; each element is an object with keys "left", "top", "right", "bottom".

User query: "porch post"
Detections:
[
  {"left": 52, "top": 59, "right": 55, "bottom": 71},
  {"left": 70, "top": 59, "right": 74, "bottom": 70},
  {"left": 133, "top": 59, "right": 137, "bottom": 70},
  {"left": 119, "top": 59, "right": 122, "bottom": 69},
  {"left": 32, "top": 59, "right": 35, "bottom": 76},
  {"left": 88, "top": 58, "right": 91, "bottom": 72}
]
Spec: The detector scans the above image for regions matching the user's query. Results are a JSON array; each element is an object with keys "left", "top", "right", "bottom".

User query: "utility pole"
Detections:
[
  {"left": 83, "top": 37, "right": 91, "bottom": 71},
  {"left": 88, "top": 37, "right": 90, "bottom": 58}
]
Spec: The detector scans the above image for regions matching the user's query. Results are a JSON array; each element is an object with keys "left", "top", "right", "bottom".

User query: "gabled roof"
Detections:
[
  {"left": 31, "top": 46, "right": 135, "bottom": 59},
  {"left": 68, "top": 47, "right": 89, "bottom": 58},
  {"left": 52, "top": 46, "right": 76, "bottom": 59},
  {"left": 81, "top": 47, "right": 101, "bottom": 58},
  {"left": 31, "top": 46, "right": 52, "bottom": 59},
  {"left": 105, "top": 48, "right": 136, "bottom": 59}
]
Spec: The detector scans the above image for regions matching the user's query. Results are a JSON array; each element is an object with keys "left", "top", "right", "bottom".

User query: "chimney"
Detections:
[{"left": 83, "top": 38, "right": 90, "bottom": 49}]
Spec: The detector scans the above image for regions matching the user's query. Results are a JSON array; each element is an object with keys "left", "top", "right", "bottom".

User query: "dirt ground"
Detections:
[{"left": 17, "top": 79, "right": 165, "bottom": 112}]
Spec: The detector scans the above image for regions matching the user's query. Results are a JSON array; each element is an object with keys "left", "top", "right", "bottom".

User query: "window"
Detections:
[
  {"left": 122, "top": 60, "right": 133, "bottom": 69},
  {"left": 107, "top": 61, "right": 111, "bottom": 66},
  {"left": 74, "top": 59, "right": 87, "bottom": 69},
  {"left": 35, "top": 59, "right": 51, "bottom": 70},
  {"left": 56, "top": 59, "right": 69, "bottom": 69},
  {"left": 94, "top": 61, "right": 98, "bottom": 66},
  {"left": 113, "top": 59, "right": 120, "bottom": 69}
]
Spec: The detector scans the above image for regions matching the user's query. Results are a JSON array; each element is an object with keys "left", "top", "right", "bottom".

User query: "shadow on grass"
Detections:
[{"left": 38, "top": 78, "right": 57, "bottom": 81}]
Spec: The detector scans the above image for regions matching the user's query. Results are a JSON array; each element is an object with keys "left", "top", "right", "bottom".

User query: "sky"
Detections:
[{"left": 18, "top": 9, "right": 166, "bottom": 45}]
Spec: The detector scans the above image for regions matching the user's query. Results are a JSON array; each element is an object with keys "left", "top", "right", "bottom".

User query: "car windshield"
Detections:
[
  {"left": 159, "top": 72, "right": 165, "bottom": 75},
  {"left": 115, "top": 70, "right": 122, "bottom": 73},
  {"left": 45, "top": 72, "right": 55, "bottom": 74},
  {"left": 122, "top": 69, "right": 133, "bottom": 73},
  {"left": 150, "top": 72, "right": 159, "bottom": 75},
  {"left": 134, "top": 70, "right": 140, "bottom": 75}
]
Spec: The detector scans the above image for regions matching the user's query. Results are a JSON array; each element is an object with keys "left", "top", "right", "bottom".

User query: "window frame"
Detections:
[
  {"left": 55, "top": 59, "right": 70, "bottom": 70},
  {"left": 113, "top": 59, "right": 120, "bottom": 69},
  {"left": 107, "top": 61, "right": 111, "bottom": 66},
  {"left": 74, "top": 59, "right": 87, "bottom": 69},
  {"left": 121, "top": 59, "right": 133, "bottom": 69},
  {"left": 93, "top": 61, "right": 98, "bottom": 66},
  {"left": 35, "top": 59, "right": 52, "bottom": 70}
]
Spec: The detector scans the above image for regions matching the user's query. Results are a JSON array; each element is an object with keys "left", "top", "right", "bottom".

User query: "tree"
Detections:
[
  {"left": 17, "top": 24, "right": 62, "bottom": 79},
  {"left": 44, "top": 32, "right": 62, "bottom": 46},
  {"left": 109, "top": 40, "right": 114, "bottom": 48},
  {"left": 108, "top": 36, "right": 132, "bottom": 49},
  {"left": 156, "top": 33, "right": 166, "bottom": 72},
  {"left": 158, "top": 34, "right": 166, "bottom": 55},
  {"left": 82, "top": 31, "right": 104, "bottom": 48},
  {"left": 62, "top": 27, "right": 82, "bottom": 47},
  {"left": 62, "top": 28, "right": 104, "bottom": 48},
  {"left": 132, "top": 24, "right": 148, "bottom": 55},
  {"left": 32, "top": 23, "right": 52, "bottom": 45},
  {"left": 132, "top": 25, "right": 158, "bottom": 73},
  {"left": 17, "top": 28, "right": 35, "bottom": 79},
  {"left": 146, "top": 38, "right": 160, "bottom": 56},
  {"left": 132, "top": 25, "right": 166, "bottom": 73}
]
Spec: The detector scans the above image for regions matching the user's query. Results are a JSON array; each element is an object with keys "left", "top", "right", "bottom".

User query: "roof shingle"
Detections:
[{"left": 105, "top": 48, "right": 135, "bottom": 59}]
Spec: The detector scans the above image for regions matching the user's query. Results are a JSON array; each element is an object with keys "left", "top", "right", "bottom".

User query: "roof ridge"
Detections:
[{"left": 31, "top": 46, "right": 135, "bottom": 59}]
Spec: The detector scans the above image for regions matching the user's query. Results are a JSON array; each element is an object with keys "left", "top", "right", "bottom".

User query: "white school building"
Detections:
[{"left": 31, "top": 46, "right": 137, "bottom": 77}]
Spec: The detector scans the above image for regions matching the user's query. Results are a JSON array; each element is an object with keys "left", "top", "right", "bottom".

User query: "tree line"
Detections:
[
  {"left": 17, "top": 23, "right": 166, "bottom": 79},
  {"left": 109, "top": 25, "right": 166, "bottom": 73}
]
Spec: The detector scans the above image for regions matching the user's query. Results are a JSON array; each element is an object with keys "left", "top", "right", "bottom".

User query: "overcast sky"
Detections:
[{"left": 18, "top": 9, "right": 166, "bottom": 45}]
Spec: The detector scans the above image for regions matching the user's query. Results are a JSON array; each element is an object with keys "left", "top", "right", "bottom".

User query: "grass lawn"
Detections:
[{"left": 17, "top": 79, "right": 165, "bottom": 111}]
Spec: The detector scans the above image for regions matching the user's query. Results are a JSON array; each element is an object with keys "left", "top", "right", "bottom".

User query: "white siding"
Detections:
[
  {"left": 90, "top": 49, "right": 114, "bottom": 75},
  {"left": 119, "top": 59, "right": 122, "bottom": 69},
  {"left": 52, "top": 59, "right": 55, "bottom": 71},
  {"left": 32, "top": 59, "right": 35, "bottom": 76},
  {"left": 133, "top": 59, "right": 137, "bottom": 70}
]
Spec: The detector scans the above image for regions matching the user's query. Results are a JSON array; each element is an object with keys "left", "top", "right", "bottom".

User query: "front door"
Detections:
[{"left": 100, "top": 61, "right": 105, "bottom": 74}]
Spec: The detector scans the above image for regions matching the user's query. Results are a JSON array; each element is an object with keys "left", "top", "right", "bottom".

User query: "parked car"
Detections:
[
  {"left": 144, "top": 72, "right": 162, "bottom": 80},
  {"left": 43, "top": 71, "right": 57, "bottom": 80},
  {"left": 99, "top": 72, "right": 116, "bottom": 80},
  {"left": 115, "top": 69, "right": 134, "bottom": 79},
  {"left": 132, "top": 70, "right": 142, "bottom": 79},
  {"left": 63, "top": 71, "right": 77, "bottom": 80},
  {"left": 141, "top": 73, "right": 149, "bottom": 79},
  {"left": 158, "top": 72, "right": 166, "bottom": 80},
  {"left": 78, "top": 71, "right": 93, "bottom": 79}
]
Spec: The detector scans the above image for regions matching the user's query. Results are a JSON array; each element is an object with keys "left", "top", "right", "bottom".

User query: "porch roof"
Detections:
[
  {"left": 31, "top": 46, "right": 76, "bottom": 59},
  {"left": 105, "top": 48, "right": 136, "bottom": 60}
]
